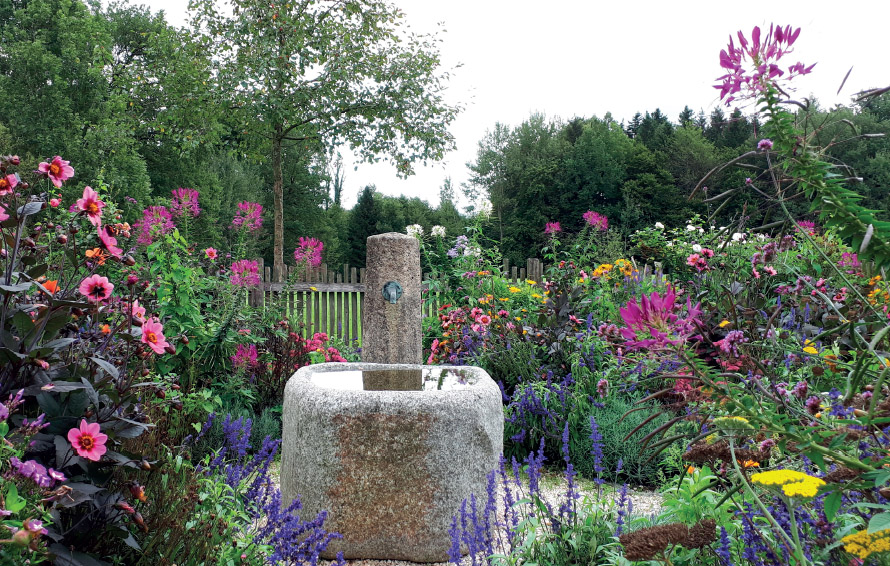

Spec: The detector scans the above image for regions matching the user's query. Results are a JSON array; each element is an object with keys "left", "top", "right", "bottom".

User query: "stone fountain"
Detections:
[{"left": 281, "top": 233, "right": 503, "bottom": 562}]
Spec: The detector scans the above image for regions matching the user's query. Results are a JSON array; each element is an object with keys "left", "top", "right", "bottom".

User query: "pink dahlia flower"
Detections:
[
  {"left": 67, "top": 419, "right": 108, "bottom": 461},
  {"left": 38, "top": 156, "right": 75, "bottom": 187},
  {"left": 0, "top": 173, "right": 18, "bottom": 196},
  {"left": 204, "top": 247, "right": 218, "bottom": 260},
  {"left": 98, "top": 226, "right": 123, "bottom": 258},
  {"left": 76, "top": 186, "right": 105, "bottom": 227},
  {"left": 78, "top": 274, "right": 114, "bottom": 303},
  {"left": 141, "top": 318, "right": 170, "bottom": 354}
]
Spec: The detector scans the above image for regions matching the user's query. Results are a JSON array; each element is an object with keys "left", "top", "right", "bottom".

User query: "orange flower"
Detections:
[
  {"left": 742, "top": 460, "right": 760, "bottom": 468},
  {"left": 85, "top": 247, "right": 109, "bottom": 266},
  {"left": 101, "top": 324, "right": 111, "bottom": 334},
  {"left": 686, "top": 466, "right": 697, "bottom": 474},
  {"left": 43, "top": 280, "right": 59, "bottom": 295}
]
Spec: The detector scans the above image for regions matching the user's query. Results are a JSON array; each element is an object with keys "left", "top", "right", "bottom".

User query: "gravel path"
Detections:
[{"left": 270, "top": 465, "right": 663, "bottom": 566}]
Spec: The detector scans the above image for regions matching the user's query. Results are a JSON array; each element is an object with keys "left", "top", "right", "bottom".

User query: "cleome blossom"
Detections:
[
  {"left": 293, "top": 237, "right": 324, "bottom": 268},
  {"left": 715, "top": 24, "right": 815, "bottom": 106},
  {"left": 619, "top": 288, "right": 702, "bottom": 350}
]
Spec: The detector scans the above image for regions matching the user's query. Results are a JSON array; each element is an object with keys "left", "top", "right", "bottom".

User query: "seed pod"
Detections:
[
  {"left": 155, "top": 389, "right": 166, "bottom": 399},
  {"left": 123, "top": 255, "right": 136, "bottom": 266},
  {"left": 57, "top": 234, "right": 68, "bottom": 244},
  {"left": 141, "top": 368, "right": 150, "bottom": 377},
  {"left": 69, "top": 226, "right": 79, "bottom": 235},
  {"left": 181, "top": 335, "right": 189, "bottom": 345}
]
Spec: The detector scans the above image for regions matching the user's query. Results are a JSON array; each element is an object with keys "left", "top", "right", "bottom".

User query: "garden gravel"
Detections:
[{"left": 296, "top": 471, "right": 664, "bottom": 566}]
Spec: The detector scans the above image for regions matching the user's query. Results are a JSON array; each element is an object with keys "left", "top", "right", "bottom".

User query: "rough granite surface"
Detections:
[
  {"left": 281, "top": 363, "right": 504, "bottom": 562},
  {"left": 362, "top": 233, "right": 422, "bottom": 366}
]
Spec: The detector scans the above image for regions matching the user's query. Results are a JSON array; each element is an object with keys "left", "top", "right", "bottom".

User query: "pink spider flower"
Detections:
[
  {"left": 78, "top": 274, "right": 114, "bottom": 303},
  {"left": 67, "top": 419, "right": 108, "bottom": 462},
  {"left": 230, "top": 259, "right": 261, "bottom": 287},
  {"left": 583, "top": 210, "right": 608, "bottom": 231},
  {"left": 141, "top": 318, "right": 170, "bottom": 355},
  {"left": 134, "top": 206, "right": 175, "bottom": 245},
  {"left": 232, "top": 343, "right": 259, "bottom": 370},
  {"left": 232, "top": 202, "right": 263, "bottom": 232},
  {"left": 37, "top": 156, "right": 75, "bottom": 187},
  {"left": 715, "top": 24, "right": 815, "bottom": 106},
  {"left": 619, "top": 288, "right": 702, "bottom": 350},
  {"left": 545, "top": 221, "right": 561, "bottom": 235},
  {"left": 76, "top": 186, "right": 105, "bottom": 227},
  {"left": 170, "top": 188, "right": 200, "bottom": 218},
  {"left": 294, "top": 237, "right": 324, "bottom": 268}
]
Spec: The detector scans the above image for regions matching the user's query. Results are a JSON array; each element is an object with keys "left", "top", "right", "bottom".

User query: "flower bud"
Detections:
[
  {"left": 10, "top": 155, "right": 20, "bottom": 165},
  {"left": 57, "top": 234, "right": 68, "bottom": 244},
  {"left": 69, "top": 226, "right": 79, "bottom": 235},
  {"left": 155, "top": 389, "right": 166, "bottom": 399},
  {"left": 123, "top": 255, "right": 136, "bottom": 266},
  {"left": 164, "top": 345, "right": 176, "bottom": 355}
]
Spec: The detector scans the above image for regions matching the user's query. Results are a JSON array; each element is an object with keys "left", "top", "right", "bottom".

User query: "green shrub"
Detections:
[{"left": 571, "top": 391, "right": 673, "bottom": 486}]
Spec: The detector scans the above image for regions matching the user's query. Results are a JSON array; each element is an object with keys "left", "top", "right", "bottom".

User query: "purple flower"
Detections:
[
  {"left": 717, "top": 526, "right": 734, "bottom": 565},
  {"left": 544, "top": 221, "right": 561, "bottom": 235},
  {"left": 582, "top": 210, "right": 608, "bottom": 231},
  {"left": 232, "top": 343, "right": 259, "bottom": 371},
  {"left": 805, "top": 395, "right": 821, "bottom": 415},
  {"left": 170, "top": 187, "right": 200, "bottom": 218},
  {"left": 596, "top": 378, "right": 609, "bottom": 398},
  {"left": 715, "top": 330, "right": 748, "bottom": 357},
  {"left": 715, "top": 24, "right": 815, "bottom": 106},
  {"left": 590, "top": 415, "right": 604, "bottom": 481},
  {"left": 230, "top": 259, "right": 261, "bottom": 288},
  {"left": 294, "top": 237, "right": 324, "bottom": 268},
  {"left": 232, "top": 201, "right": 263, "bottom": 232},
  {"left": 0, "top": 403, "right": 7, "bottom": 422},
  {"left": 9, "top": 457, "right": 54, "bottom": 488},
  {"left": 757, "top": 138, "right": 774, "bottom": 151},
  {"left": 134, "top": 206, "right": 175, "bottom": 245},
  {"left": 619, "top": 288, "right": 702, "bottom": 350}
]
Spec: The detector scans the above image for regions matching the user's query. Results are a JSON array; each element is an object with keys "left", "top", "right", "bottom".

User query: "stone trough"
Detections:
[{"left": 281, "top": 362, "right": 503, "bottom": 562}]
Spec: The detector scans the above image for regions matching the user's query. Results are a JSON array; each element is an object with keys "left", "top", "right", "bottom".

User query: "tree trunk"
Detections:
[{"left": 272, "top": 125, "right": 284, "bottom": 281}]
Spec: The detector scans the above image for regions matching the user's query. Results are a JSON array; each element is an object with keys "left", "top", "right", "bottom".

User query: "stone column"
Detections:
[{"left": 362, "top": 233, "right": 422, "bottom": 367}]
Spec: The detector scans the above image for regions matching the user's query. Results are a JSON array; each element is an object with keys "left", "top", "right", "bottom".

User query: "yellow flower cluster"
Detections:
[
  {"left": 750, "top": 469, "right": 825, "bottom": 499},
  {"left": 803, "top": 339, "right": 819, "bottom": 355},
  {"left": 591, "top": 263, "right": 613, "bottom": 278},
  {"left": 842, "top": 528, "right": 890, "bottom": 559},
  {"left": 508, "top": 286, "right": 521, "bottom": 293},
  {"left": 613, "top": 258, "right": 635, "bottom": 277}
]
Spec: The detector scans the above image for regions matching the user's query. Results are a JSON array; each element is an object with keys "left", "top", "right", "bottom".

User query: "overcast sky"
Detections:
[{"left": 136, "top": 0, "right": 888, "bottom": 208}]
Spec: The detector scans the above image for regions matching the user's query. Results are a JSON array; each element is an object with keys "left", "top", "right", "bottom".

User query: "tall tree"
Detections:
[
  {"left": 346, "top": 186, "right": 380, "bottom": 267},
  {"left": 189, "top": 0, "right": 460, "bottom": 278}
]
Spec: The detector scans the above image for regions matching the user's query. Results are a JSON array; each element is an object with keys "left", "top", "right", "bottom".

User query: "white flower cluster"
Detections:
[
  {"left": 655, "top": 222, "right": 665, "bottom": 230},
  {"left": 431, "top": 225, "right": 446, "bottom": 238},
  {"left": 406, "top": 224, "right": 424, "bottom": 238}
]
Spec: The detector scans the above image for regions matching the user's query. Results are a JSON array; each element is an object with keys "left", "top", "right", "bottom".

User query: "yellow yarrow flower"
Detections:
[
  {"left": 842, "top": 528, "right": 890, "bottom": 560},
  {"left": 750, "top": 469, "right": 825, "bottom": 499},
  {"left": 803, "top": 339, "right": 819, "bottom": 355}
]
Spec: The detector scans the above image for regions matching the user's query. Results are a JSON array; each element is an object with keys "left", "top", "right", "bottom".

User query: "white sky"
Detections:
[{"left": 136, "top": 0, "right": 889, "bottom": 209}]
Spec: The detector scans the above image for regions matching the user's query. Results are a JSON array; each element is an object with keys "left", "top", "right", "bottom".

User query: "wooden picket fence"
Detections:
[{"left": 247, "top": 258, "right": 544, "bottom": 344}]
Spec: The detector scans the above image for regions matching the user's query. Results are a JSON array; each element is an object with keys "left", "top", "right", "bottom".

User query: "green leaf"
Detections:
[
  {"left": 824, "top": 490, "right": 842, "bottom": 522},
  {"left": 869, "top": 512, "right": 890, "bottom": 534}
]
